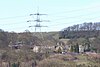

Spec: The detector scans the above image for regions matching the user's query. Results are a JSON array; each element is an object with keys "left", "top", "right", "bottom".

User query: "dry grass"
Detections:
[{"left": 37, "top": 54, "right": 100, "bottom": 67}]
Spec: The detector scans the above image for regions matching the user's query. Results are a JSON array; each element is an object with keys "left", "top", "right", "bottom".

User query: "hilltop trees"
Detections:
[{"left": 59, "top": 22, "right": 100, "bottom": 39}]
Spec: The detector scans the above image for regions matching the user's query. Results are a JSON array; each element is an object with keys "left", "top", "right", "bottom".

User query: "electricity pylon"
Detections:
[{"left": 27, "top": 12, "right": 49, "bottom": 32}]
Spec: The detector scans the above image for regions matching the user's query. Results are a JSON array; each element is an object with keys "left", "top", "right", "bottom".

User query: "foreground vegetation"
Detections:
[
  {"left": 37, "top": 53, "right": 100, "bottom": 67},
  {"left": 0, "top": 49, "right": 100, "bottom": 67}
]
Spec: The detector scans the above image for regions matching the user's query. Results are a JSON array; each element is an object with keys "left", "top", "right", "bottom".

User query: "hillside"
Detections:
[
  {"left": 0, "top": 28, "right": 100, "bottom": 67},
  {"left": 0, "top": 30, "right": 59, "bottom": 48}
]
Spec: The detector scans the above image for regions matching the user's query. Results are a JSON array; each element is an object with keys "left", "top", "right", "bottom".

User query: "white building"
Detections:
[
  {"left": 33, "top": 46, "right": 40, "bottom": 53},
  {"left": 79, "top": 45, "right": 84, "bottom": 53}
]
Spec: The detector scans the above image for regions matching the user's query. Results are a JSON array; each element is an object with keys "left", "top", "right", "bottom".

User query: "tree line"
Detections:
[{"left": 59, "top": 22, "right": 100, "bottom": 39}]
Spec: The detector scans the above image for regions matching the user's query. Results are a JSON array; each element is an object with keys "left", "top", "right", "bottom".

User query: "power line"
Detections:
[
  {"left": 0, "top": 9, "right": 99, "bottom": 26},
  {"left": 0, "top": 9, "right": 100, "bottom": 27},
  {"left": 49, "top": 5, "right": 100, "bottom": 16},
  {"left": 50, "top": 10, "right": 100, "bottom": 21},
  {"left": 49, "top": 15, "right": 100, "bottom": 27},
  {"left": 1, "top": 16, "right": 100, "bottom": 30},
  {"left": 1, "top": 15, "right": 99, "bottom": 32},
  {"left": 0, "top": 11, "right": 100, "bottom": 29},
  {"left": 0, "top": 15, "right": 28, "bottom": 20},
  {"left": 0, "top": 5, "right": 99, "bottom": 21},
  {"left": 0, "top": 21, "right": 27, "bottom": 26}
]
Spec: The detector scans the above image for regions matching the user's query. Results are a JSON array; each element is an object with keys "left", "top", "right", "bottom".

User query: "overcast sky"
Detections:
[{"left": 0, "top": 0, "right": 100, "bottom": 32}]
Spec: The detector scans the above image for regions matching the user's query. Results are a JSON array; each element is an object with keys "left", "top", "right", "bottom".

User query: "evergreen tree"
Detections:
[
  {"left": 73, "top": 45, "right": 76, "bottom": 52},
  {"left": 75, "top": 43, "right": 79, "bottom": 53},
  {"left": 70, "top": 45, "right": 74, "bottom": 52}
]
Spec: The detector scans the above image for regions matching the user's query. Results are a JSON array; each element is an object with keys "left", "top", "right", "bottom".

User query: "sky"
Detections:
[{"left": 0, "top": 0, "right": 100, "bottom": 32}]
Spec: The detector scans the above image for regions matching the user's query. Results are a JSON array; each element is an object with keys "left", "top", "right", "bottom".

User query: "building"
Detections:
[
  {"left": 33, "top": 45, "right": 40, "bottom": 53},
  {"left": 8, "top": 42, "right": 23, "bottom": 49},
  {"left": 79, "top": 45, "right": 84, "bottom": 53}
]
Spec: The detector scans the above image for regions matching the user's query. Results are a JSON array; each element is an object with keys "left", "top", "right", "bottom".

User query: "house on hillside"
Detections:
[
  {"left": 56, "top": 40, "right": 71, "bottom": 53},
  {"left": 8, "top": 41, "right": 23, "bottom": 49},
  {"left": 79, "top": 45, "right": 84, "bottom": 53},
  {"left": 33, "top": 39, "right": 71, "bottom": 53},
  {"left": 54, "top": 41, "right": 67, "bottom": 53},
  {"left": 54, "top": 45, "right": 63, "bottom": 53},
  {"left": 33, "top": 45, "right": 41, "bottom": 53},
  {"left": 33, "top": 45, "right": 54, "bottom": 53},
  {"left": 59, "top": 39, "right": 71, "bottom": 52}
]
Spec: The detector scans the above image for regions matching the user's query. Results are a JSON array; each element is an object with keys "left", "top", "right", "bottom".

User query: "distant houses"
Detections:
[
  {"left": 8, "top": 39, "right": 94, "bottom": 54},
  {"left": 33, "top": 45, "right": 55, "bottom": 53},
  {"left": 32, "top": 39, "right": 86, "bottom": 53}
]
